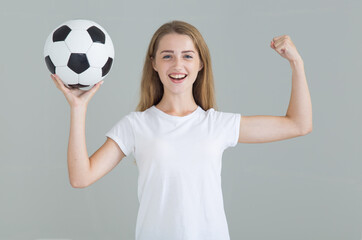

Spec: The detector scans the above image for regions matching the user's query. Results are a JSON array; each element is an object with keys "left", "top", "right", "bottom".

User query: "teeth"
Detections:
[{"left": 169, "top": 74, "right": 186, "bottom": 79}]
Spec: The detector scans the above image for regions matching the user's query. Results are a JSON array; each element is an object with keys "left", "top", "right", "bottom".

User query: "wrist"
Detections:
[
  {"left": 289, "top": 57, "right": 304, "bottom": 68},
  {"left": 70, "top": 104, "right": 87, "bottom": 113}
]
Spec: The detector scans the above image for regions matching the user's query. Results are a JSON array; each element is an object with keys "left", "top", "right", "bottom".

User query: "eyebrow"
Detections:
[{"left": 160, "top": 50, "right": 195, "bottom": 54}]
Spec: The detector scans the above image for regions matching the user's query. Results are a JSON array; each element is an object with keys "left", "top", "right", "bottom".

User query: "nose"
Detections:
[{"left": 173, "top": 56, "right": 183, "bottom": 69}]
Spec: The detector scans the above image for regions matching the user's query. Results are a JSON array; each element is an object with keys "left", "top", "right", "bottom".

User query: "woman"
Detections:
[{"left": 51, "top": 20, "right": 312, "bottom": 240}]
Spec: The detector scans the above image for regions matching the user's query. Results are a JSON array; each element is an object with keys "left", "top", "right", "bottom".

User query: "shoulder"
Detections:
[
  {"left": 204, "top": 108, "right": 239, "bottom": 120},
  {"left": 124, "top": 106, "right": 154, "bottom": 123}
]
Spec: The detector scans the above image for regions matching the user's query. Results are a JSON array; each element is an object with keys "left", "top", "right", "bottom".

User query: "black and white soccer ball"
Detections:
[{"left": 44, "top": 19, "right": 114, "bottom": 89}]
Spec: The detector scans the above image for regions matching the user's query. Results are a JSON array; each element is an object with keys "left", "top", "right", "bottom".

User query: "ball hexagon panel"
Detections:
[
  {"left": 104, "top": 35, "right": 115, "bottom": 59},
  {"left": 87, "top": 43, "right": 109, "bottom": 68},
  {"left": 56, "top": 66, "right": 79, "bottom": 85},
  {"left": 79, "top": 67, "right": 102, "bottom": 86},
  {"left": 44, "top": 41, "right": 71, "bottom": 66},
  {"left": 65, "top": 30, "right": 93, "bottom": 53}
]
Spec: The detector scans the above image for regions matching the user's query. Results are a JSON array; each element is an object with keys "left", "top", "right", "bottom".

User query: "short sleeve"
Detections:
[
  {"left": 212, "top": 110, "right": 241, "bottom": 150},
  {"left": 105, "top": 113, "right": 135, "bottom": 157}
]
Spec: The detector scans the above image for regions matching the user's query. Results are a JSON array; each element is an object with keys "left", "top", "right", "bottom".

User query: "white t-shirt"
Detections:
[{"left": 106, "top": 105, "right": 241, "bottom": 240}]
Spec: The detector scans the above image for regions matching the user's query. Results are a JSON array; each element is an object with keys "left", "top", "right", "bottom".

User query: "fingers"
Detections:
[
  {"left": 90, "top": 80, "right": 104, "bottom": 91},
  {"left": 51, "top": 74, "right": 103, "bottom": 90},
  {"left": 271, "top": 35, "right": 290, "bottom": 53},
  {"left": 272, "top": 35, "right": 286, "bottom": 43},
  {"left": 272, "top": 35, "right": 288, "bottom": 44},
  {"left": 90, "top": 80, "right": 104, "bottom": 93},
  {"left": 270, "top": 40, "right": 276, "bottom": 49},
  {"left": 50, "top": 73, "right": 104, "bottom": 101},
  {"left": 50, "top": 74, "right": 71, "bottom": 93},
  {"left": 272, "top": 35, "right": 293, "bottom": 49},
  {"left": 84, "top": 80, "right": 104, "bottom": 101}
]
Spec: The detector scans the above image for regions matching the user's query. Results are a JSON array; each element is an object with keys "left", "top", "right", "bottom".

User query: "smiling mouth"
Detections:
[{"left": 168, "top": 74, "right": 187, "bottom": 80}]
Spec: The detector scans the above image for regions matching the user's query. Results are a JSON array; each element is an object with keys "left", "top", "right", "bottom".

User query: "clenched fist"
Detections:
[{"left": 270, "top": 35, "right": 302, "bottom": 62}]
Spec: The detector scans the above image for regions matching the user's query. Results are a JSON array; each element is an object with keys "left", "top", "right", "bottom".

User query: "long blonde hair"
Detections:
[{"left": 135, "top": 20, "right": 218, "bottom": 112}]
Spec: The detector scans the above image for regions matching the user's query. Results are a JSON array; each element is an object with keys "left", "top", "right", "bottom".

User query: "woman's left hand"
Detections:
[{"left": 270, "top": 35, "right": 302, "bottom": 62}]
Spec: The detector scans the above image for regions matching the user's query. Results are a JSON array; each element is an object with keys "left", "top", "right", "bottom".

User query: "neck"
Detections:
[{"left": 156, "top": 94, "right": 198, "bottom": 115}]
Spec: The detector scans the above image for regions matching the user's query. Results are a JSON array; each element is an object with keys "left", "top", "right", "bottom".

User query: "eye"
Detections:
[
  {"left": 162, "top": 55, "right": 171, "bottom": 59},
  {"left": 184, "top": 55, "right": 193, "bottom": 59}
]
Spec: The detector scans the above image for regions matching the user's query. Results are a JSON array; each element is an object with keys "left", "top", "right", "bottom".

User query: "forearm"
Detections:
[
  {"left": 67, "top": 106, "right": 90, "bottom": 187},
  {"left": 285, "top": 59, "right": 313, "bottom": 133}
]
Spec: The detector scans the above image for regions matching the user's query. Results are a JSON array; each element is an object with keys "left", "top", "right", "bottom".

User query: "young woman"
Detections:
[{"left": 51, "top": 20, "right": 312, "bottom": 240}]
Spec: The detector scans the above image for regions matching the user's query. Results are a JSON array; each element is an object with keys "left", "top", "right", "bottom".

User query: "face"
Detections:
[{"left": 152, "top": 33, "right": 203, "bottom": 95}]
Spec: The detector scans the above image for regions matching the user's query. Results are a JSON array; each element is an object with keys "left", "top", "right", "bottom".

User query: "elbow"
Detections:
[
  {"left": 71, "top": 183, "right": 87, "bottom": 189},
  {"left": 70, "top": 179, "right": 88, "bottom": 189},
  {"left": 300, "top": 125, "right": 313, "bottom": 136}
]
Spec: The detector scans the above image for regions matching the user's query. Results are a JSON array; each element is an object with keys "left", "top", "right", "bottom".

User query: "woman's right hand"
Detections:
[{"left": 51, "top": 74, "right": 104, "bottom": 108}]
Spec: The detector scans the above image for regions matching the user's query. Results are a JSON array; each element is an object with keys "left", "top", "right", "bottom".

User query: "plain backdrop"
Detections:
[{"left": 0, "top": 0, "right": 361, "bottom": 239}]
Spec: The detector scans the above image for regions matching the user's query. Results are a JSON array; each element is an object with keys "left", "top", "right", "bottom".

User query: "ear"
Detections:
[
  {"left": 151, "top": 57, "right": 157, "bottom": 72},
  {"left": 199, "top": 61, "right": 204, "bottom": 71}
]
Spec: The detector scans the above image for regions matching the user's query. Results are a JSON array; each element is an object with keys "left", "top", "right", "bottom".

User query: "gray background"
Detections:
[{"left": 0, "top": 0, "right": 361, "bottom": 239}]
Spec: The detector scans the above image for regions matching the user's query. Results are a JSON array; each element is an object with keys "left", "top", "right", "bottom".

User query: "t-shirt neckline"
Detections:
[{"left": 151, "top": 105, "right": 202, "bottom": 120}]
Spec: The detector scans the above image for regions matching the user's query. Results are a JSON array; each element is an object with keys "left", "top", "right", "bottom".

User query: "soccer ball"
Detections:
[{"left": 44, "top": 19, "right": 114, "bottom": 88}]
